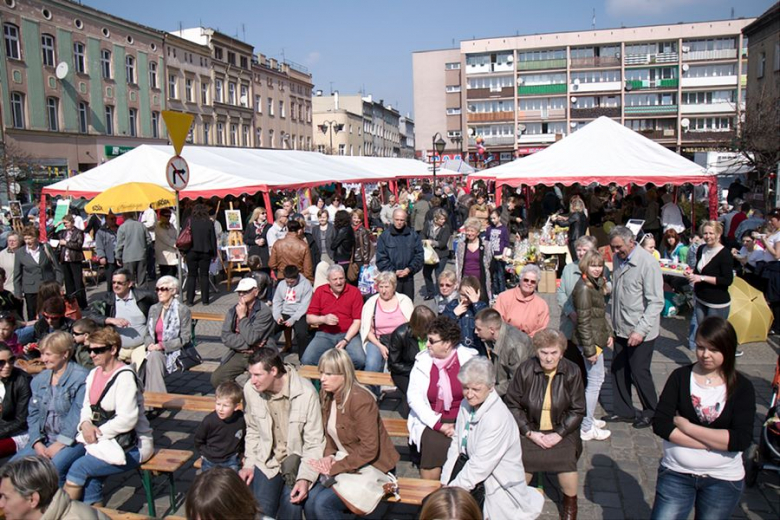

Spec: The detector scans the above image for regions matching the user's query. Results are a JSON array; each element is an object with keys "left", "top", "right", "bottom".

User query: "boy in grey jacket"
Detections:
[{"left": 272, "top": 265, "right": 313, "bottom": 357}]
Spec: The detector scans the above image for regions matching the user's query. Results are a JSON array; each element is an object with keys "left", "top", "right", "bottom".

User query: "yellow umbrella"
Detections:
[
  {"left": 86, "top": 182, "right": 176, "bottom": 215},
  {"left": 728, "top": 277, "right": 773, "bottom": 344}
]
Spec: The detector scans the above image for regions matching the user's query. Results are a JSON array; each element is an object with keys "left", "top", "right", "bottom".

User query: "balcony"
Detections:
[
  {"left": 517, "top": 58, "right": 567, "bottom": 71},
  {"left": 680, "top": 103, "right": 736, "bottom": 115},
  {"left": 570, "top": 56, "right": 621, "bottom": 68},
  {"left": 517, "top": 108, "right": 566, "bottom": 121},
  {"left": 466, "top": 62, "right": 514, "bottom": 74},
  {"left": 682, "top": 49, "right": 737, "bottom": 61},
  {"left": 634, "top": 128, "right": 677, "bottom": 140},
  {"left": 570, "top": 106, "right": 621, "bottom": 119},
  {"left": 466, "top": 86, "right": 514, "bottom": 99},
  {"left": 624, "top": 52, "right": 679, "bottom": 65},
  {"left": 570, "top": 81, "right": 623, "bottom": 93},
  {"left": 680, "top": 75, "right": 738, "bottom": 88},
  {"left": 467, "top": 112, "right": 514, "bottom": 123},
  {"left": 624, "top": 105, "right": 678, "bottom": 115},
  {"left": 468, "top": 135, "right": 515, "bottom": 146},
  {"left": 518, "top": 84, "right": 567, "bottom": 95},
  {"left": 518, "top": 133, "right": 561, "bottom": 144},
  {"left": 626, "top": 78, "right": 679, "bottom": 90},
  {"left": 682, "top": 130, "right": 735, "bottom": 142}
]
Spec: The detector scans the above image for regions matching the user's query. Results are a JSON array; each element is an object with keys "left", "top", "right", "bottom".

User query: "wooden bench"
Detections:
[
  {"left": 190, "top": 312, "right": 224, "bottom": 322},
  {"left": 298, "top": 364, "right": 395, "bottom": 387},
  {"left": 144, "top": 392, "right": 408, "bottom": 438},
  {"left": 138, "top": 449, "right": 193, "bottom": 518},
  {"left": 96, "top": 507, "right": 154, "bottom": 520},
  {"left": 390, "top": 477, "right": 442, "bottom": 505}
]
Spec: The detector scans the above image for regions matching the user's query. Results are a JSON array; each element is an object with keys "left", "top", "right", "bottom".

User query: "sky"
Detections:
[{"left": 85, "top": 0, "right": 774, "bottom": 118}]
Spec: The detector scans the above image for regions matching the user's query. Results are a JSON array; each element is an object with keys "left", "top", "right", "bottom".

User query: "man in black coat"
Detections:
[{"left": 376, "top": 208, "right": 424, "bottom": 300}]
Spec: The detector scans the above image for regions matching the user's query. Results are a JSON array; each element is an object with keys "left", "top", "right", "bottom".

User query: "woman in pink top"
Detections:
[{"left": 360, "top": 271, "right": 414, "bottom": 376}]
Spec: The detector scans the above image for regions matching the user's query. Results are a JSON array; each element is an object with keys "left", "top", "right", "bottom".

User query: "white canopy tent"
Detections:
[
  {"left": 470, "top": 116, "right": 718, "bottom": 216},
  {"left": 42, "top": 144, "right": 458, "bottom": 200}
]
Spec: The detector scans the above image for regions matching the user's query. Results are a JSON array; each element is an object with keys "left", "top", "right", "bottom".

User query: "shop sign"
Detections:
[{"left": 104, "top": 145, "right": 134, "bottom": 157}]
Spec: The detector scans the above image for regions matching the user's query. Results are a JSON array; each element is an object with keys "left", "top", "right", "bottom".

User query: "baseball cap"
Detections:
[{"left": 235, "top": 278, "right": 258, "bottom": 292}]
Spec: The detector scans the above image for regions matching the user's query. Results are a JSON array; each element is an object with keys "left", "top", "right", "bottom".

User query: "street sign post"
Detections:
[{"left": 165, "top": 156, "right": 190, "bottom": 191}]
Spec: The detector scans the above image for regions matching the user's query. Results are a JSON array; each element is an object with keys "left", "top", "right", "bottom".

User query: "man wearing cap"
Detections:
[
  {"left": 211, "top": 276, "right": 277, "bottom": 388},
  {"left": 299, "top": 264, "right": 365, "bottom": 369}
]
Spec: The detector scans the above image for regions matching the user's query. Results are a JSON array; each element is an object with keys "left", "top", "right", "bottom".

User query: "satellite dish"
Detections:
[
  {"left": 682, "top": 63, "right": 690, "bottom": 72},
  {"left": 517, "top": 77, "right": 524, "bottom": 85},
  {"left": 518, "top": 124, "right": 527, "bottom": 132},
  {"left": 681, "top": 118, "right": 690, "bottom": 128},
  {"left": 506, "top": 55, "right": 514, "bottom": 62},
  {"left": 573, "top": 78, "right": 581, "bottom": 85},
  {"left": 55, "top": 62, "right": 69, "bottom": 80},
  {"left": 625, "top": 83, "right": 633, "bottom": 91},
  {"left": 570, "top": 96, "right": 578, "bottom": 103},
  {"left": 570, "top": 122, "right": 578, "bottom": 128},
  {"left": 239, "top": 95, "right": 248, "bottom": 105}
]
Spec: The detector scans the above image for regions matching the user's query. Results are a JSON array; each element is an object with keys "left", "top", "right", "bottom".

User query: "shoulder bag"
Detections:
[
  {"left": 331, "top": 451, "right": 399, "bottom": 516},
  {"left": 90, "top": 368, "right": 140, "bottom": 451},
  {"left": 176, "top": 219, "right": 193, "bottom": 251}
]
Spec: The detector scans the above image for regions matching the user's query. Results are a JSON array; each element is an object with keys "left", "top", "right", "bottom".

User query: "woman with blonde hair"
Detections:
[
  {"left": 553, "top": 196, "right": 589, "bottom": 260},
  {"left": 244, "top": 207, "right": 271, "bottom": 268},
  {"left": 455, "top": 218, "right": 491, "bottom": 302},
  {"left": 305, "top": 348, "right": 399, "bottom": 519}
]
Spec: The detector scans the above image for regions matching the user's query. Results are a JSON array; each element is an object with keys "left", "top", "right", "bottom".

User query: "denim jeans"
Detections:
[
  {"left": 13, "top": 443, "right": 86, "bottom": 486},
  {"left": 422, "top": 255, "right": 448, "bottom": 297},
  {"left": 66, "top": 447, "right": 142, "bottom": 504},
  {"left": 688, "top": 301, "right": 730, "bottom": 351},
  {"left": 300, "top": 332, "right": 366, "bottom": 369},
  {"left": 250, "top": 467, "right": 303, "bottom": 520},
  {"left": 651, "top": 465, "right": 744, "bottom": 520},
  {"left": 201, "top": 453, "right": 240, "bottom": 472},
  {"left": 491, "top": 258, "right": 507, "bottom": 296},
  {"left": 577, "top": 347, "right": 606, "bottom": 432},
  {"left": 304, "top": 482, "right": 350, "bottom": 520}
]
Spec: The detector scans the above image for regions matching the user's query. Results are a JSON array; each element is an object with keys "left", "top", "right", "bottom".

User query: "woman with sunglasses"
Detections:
[
  {"left": 64, "top": 327, "right": 153, "bottom": 506},
  {"left": 0, "top": 343, "right": 31, "bottom": 458},
  {"left": 12, "top": 331, "right": 88, "bottom": 484},
  {"left": 407, "top": 316, "right": 478, "bottom": 481},
  {"left": 141, "top": 275, "right": 192, "bottom": 394}
]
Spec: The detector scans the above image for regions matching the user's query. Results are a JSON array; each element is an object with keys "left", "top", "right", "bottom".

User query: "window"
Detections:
[
  {"left": 100, "top": 49, "right": 111, "bottom": 79},
  {"left": 201, "top": 82, "right": 208, "bottom": 104},
  {"left": 758, "top": 52, "right": 766, "bottom": 78},
  {"left": 268, "top": 97, "right": 274, "bottom": 116},
  {"left": 151, "top": 111, "right": 159, "bottom": 138},
  {"left": 445, "top": 62, "right": 461, "bottom": 70},
  {"left": 268, "top": 129, "right": 274, "bottom": 148},
  {"left": 318, "top": 145, "right": 326, "bottom": 154},
  {"left": 46, "top": 97, "right": 58, "bottom": 131},
  {"left": 185, "top": 78, "right": 193, "bottom": 102},
  {"left": 169, "top": 75, "right": 177, "bottom": 99},
  {"left": 681, "top": 90, "right": 735, "bottom": 104},
  {"left": 78, "top": 102, "right": 89, "bottom": 133},
  {"left": 279, "top": 100, "right": 285, "bottom": 118},
  {"left": 41, "top": 34, "right": 55, "bottom": 67},
  {"left": 227, "top": 51, "right": 235, "bottom": 65},
  {"left": 240, "top": 85, "right": 248, "bottom": 107},
  {"left": 217, "top": 122, "right": 224, "bottom": 145},
  {"left": 242, "top": 125, "right": 249, "bottom": 147},
  {"left": 230, "top": 124, "right": 237, "bottom": 146},
  {"left": 74, "top": 42, "right": 86, "bottom": 73},
  {"left": 149, "top": 61, "right": 158, "bottom": 88},
  {"left": 255, "top": 128, "right": 262, "bottom": 147},
  {"left": 4, "top": 23, "right": 20, "bottom": 60},
  {"left": 338, "top": 144, "right": 346, "bottom": 156},
  {"left": 446, "top": 85, "right": 462, "bottom": 93},
  {"left": 689, "top": 117, "right": 733, "bottom": 132},
  {"left": 570, "top": 69, "right": 622, "bottom": 83},
  {"left": 104, "top": 106, "right": 114, "bottom": 135},
  {"left": 214, "top": 47, "right": 223, "bottom": 60},
  {"left": 203, "top": 122, "right": 210, "bottom": 144},
  {"left": 686, "top": 64, "right": 737, "bottom": 78},
  {"left": 215, "top": 79, "right": 223, "bottom": 102},
  {"left": 10, "top": 92, "right": 24, "bottom": 128},
  {"left": 240, "top": 56, "right": 248, "bottom": 69},
  {"left": 255, "top": 95, "right": 262, "bottom": 113},
  {"left": 128, "top": 108, "right": 137, "bottom": 137},
  {"left": 518, "top": 49, "right": 567, "bottom": 62},
  {"left": 125, "top": 55, "right": 135, "bottom": 84},
  {"left": 446, "top": 107, "right": 462, "bottom": 115},
  {"left": 228, "top": 82, "right": 236, "bottom": 104}
]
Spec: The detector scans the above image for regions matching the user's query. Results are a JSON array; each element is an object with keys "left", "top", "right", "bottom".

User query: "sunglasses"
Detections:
[
  {"left": 0, "top": 358, "right": 15, "bottom": 368},
  {"left": 155, "top": 287, "right": 172, "bottom": 292},
  {"left": 522, "top": 278, "right": 538, "bottom": 285},
  {"left": 87, "top": 346, "right": 111, "bottom": 355}
]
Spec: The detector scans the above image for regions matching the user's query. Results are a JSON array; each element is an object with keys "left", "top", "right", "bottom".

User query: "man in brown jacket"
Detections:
[{"left": 268, "top": 220, "right": 313, "bottom": 282}]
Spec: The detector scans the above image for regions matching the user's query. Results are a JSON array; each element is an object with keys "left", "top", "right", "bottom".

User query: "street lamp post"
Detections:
[
  {"left": 431, "top": 132, "right": 447, "bottom": 189},
  {"left": 319, "top": 120, "right": 344, "bottom": 155}
]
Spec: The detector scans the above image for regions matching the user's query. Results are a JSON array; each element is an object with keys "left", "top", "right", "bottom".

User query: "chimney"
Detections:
[{"left": 333, "top": 91, "right": 339, "bottom": 110}]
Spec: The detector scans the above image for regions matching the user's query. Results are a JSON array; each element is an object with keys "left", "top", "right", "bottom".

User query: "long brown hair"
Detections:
[
  {"left": 695, "top": 316, "right": 739, "bottom": 399},
  {"left": 185, "top": 467, "right": 261, "bottom": 520},
  {"left": 578, "top": 250, "right": 608, "bottom": 295}
]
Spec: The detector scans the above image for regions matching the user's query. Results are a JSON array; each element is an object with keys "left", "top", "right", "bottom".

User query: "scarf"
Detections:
[
  {"left": 432, "top": 349, "right": 458, "bottom": 412},
  {"left": 147, "top": 299, "right": 182, "bottom": 373}
]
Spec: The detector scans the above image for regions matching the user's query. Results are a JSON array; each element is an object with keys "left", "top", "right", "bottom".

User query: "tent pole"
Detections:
[
  {"left": 360, "top": 184, "right": 369, "bottom": 228},
  {"left": 495, "top": 184, "right": 502, "bottom": 208},
  {"left": 175, "top": 192, "right": 183, "bottom": 301},
  {"left": 39, "top": 194, "right": 47, "bottom": 242},
  {"left": 708, "top": 181, "right": 718, "bottom": 219},
  {"left": 263, "top": 191, "right": 274, "bottom": 224}
]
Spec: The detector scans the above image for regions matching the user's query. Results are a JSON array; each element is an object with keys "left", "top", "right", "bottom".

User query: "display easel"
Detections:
[{"left": 225, "top": 201, "right": 249, "bottom": 291}]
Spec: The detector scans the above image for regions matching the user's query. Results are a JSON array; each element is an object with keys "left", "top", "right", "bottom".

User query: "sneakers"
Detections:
[
  {"left": 735, "top": 349, "right": 744, "bottom": 357},
  {"left": 581, "top": 427, "right": 611, "bottom": 441},
  {"left": 594, "top": 419, "right": 606, "bottom": 429}
]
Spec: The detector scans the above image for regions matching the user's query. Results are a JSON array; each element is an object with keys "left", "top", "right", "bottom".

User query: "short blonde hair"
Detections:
[
  {"left": 38, "top": 331, "right": 74, "bottom": 358},
  {"left": 438, "top": 269, "right": 457, "bottom": 284},
  {"left": 699, "top": 220, "right": 724, "bottom": 237},
  {"left": 463, "top": 217, "right": 482, "bottom": 232},
  {"left": 374, "top": 271, "right": 397, "bottom": 289}
]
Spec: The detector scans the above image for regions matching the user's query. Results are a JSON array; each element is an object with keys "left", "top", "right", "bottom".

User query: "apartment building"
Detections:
[
  {"left": 0, "top": 0, "right": 166, "bottom": 179},
  {"left": 399, "top": 114, "right": 415, "bottom": 158},
  {"left": 251, "top": 53, "right": 313, "bottom": 150},
  {"left": 162, "top": 32, "right": 212, "bottom": 145},
  {"left": 743, "top": 3, "right": 779, "bottom": 125},
  {"left": 413, "top": 18, "right": 755, "bottom": 166},
  {"left": 312, "top": 93, "right": 403, "bottom": 157}
]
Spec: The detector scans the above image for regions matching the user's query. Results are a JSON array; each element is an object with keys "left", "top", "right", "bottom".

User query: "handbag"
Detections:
[
  {"left": 174, "top": 344, "right": 203, "bottom": 371},
  {"left": 447, "top": 410, "right": 485, "bottom": 509},
  {"left": 331, "top": 452, "right": 399, "bottom": 516},
  {"left": 176, "top": 220, "right": 193, "bottom": 250},
  {"left": 423, "top": 242, "right": 440, "bottom": 265},
  {"left": 347, "top": 247, "right": 360, "bottom": 283},
  {"left": 90, "top": 368, "right": 139, "bottom": 452}
]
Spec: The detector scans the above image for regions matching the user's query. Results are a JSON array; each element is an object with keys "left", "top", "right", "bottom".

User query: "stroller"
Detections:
[{"left": 744, "top": 353, "right": 780, "bottom": 487}]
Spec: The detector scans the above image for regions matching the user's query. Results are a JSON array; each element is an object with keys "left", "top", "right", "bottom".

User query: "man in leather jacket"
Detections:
[{"left": 268, "top": 220, "right": 313, "bottom": 282}]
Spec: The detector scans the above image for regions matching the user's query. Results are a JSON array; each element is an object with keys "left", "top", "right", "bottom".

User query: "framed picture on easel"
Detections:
[
  {"left": 226, "top": 245, "right": 248, "bottom": 263},
  {"left": 9, "top": 201, "right": 22, "bottom": 219},
  {"left": 225, "top": 209, "right": 243, "bottom": 231}
]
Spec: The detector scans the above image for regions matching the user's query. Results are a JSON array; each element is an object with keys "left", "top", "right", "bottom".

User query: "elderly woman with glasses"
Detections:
[
  {"left": 141, "top": 275, "right": 192, "bottom": 394},
  {"left": 407, "top": 316, "right": 478, "bottom": 481},
  {"left": 12, "top": 332, "right": 88, "bottom": 484},
  {"left": 64, "top": 327, "right": 154, "bottom": 506},
  {"left": 0, "top": 343, "right": 31, "bottom": 459},
  {"left": 494, "top": 264, "right": 550, "bottom": 338},
  {"left": 442, "top": 357, "right": 544, "bottom": 520}
]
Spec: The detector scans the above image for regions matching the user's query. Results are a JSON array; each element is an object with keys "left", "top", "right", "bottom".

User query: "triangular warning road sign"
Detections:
[{"left": 162, "top": 111, "right": 194, "bottom": 156}]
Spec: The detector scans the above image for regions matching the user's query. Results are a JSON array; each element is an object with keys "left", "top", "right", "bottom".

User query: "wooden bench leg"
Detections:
[
  {"left": 139, "top": 470, "right": 156, "bottom": 517},
  {"left": 166, "top": 471, "right": 177, "bottom": 515}
]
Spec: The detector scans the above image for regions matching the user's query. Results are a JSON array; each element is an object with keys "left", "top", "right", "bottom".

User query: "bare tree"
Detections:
[
  {"left": 735, "top": 83, "right": 780, "bottom": 179},
  {"left": 0, "top": 140, "right": 47, "bottom": 203}
]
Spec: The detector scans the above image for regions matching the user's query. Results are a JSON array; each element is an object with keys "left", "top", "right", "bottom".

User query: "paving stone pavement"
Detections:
[{"left": 87, "top": 271, "right": 780, "bottom": 518}]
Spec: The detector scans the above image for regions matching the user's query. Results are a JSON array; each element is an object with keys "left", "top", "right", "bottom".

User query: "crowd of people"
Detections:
[{"left": 0, "top": 178, "right": 772, "bottom": 520}]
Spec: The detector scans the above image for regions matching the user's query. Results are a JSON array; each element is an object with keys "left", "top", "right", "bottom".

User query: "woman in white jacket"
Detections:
[
  {"left": 359, "top": 271, "right": 414, "bottom": 375},
  {"left": 63, "top": 327, "right": 153, "bottom": 506},
  {"left": 442, "top": 357, "right": 543, "bottom": 520},
  {"left": 407, "top": 316, "right": 477, "bottom": 481}
]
